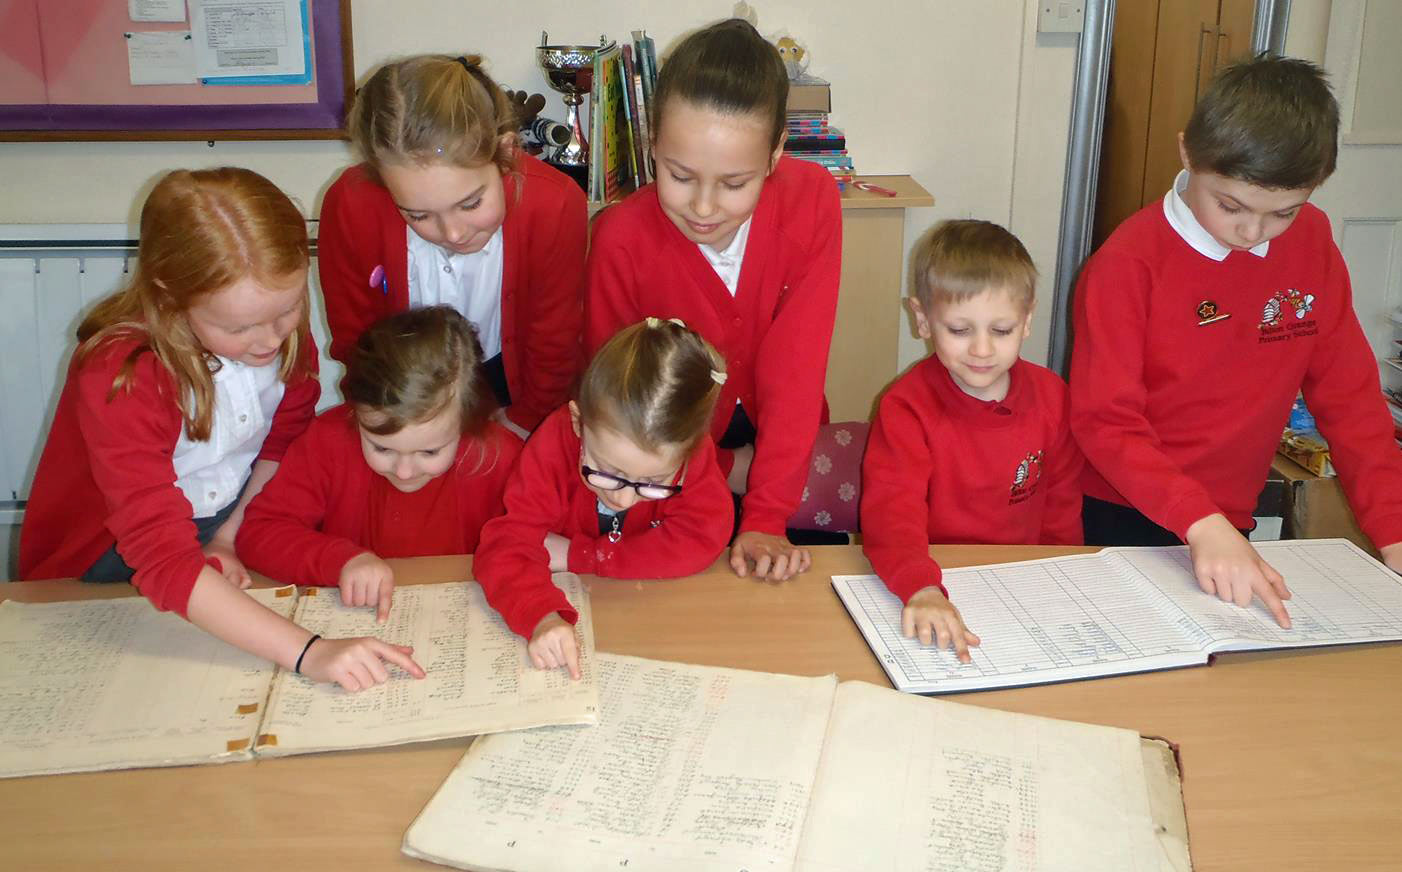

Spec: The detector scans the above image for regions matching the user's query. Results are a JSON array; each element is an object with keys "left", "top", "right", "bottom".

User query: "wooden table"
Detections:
[{"left": 2, "top": 545, "right": 1399, "bottom": 871}]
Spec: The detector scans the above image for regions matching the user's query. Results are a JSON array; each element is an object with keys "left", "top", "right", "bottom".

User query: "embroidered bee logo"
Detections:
[{"left": 1285, "top": 288, "right": 1315, "bottom": 319}]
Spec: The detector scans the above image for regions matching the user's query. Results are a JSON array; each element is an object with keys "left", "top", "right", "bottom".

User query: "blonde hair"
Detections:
[
  {"left": 344, "top": 306, "right": 494, "bottom": 440},
  {"left": 577, "top": 319, "right": 726, "bottom": 455},
  {"left": 77, "top": 167, "right": 311, "bottom": 442},
  {"left": 911, "top": 219, "right": 1038, "bottom": 310},
  {"left": 349, "top": 54, "right": 517, "bottom": 181}
]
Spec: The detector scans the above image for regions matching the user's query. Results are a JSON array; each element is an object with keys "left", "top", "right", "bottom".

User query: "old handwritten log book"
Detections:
[
  {"left": 0, "top": 576, "right": 597, "bottom": 777},
  {"left": 403, "top": 653, "right": 1190, "bottom": 872},
  {"left": 835, "top": 538, "right": 1402, "bottom": 694}
]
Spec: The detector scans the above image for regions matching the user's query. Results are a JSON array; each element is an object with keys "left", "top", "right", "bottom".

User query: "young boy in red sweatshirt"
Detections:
[
  {"left": 862, "top": 220, "right": 1083, "bottom": 662},
  {"left": 1071, "top": 55, "right": 1402, "bottom": 629}
]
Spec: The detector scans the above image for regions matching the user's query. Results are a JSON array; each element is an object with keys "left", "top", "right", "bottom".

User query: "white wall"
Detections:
[{"left": 0, "top": 0, "right": 1080, "bottom": 369}]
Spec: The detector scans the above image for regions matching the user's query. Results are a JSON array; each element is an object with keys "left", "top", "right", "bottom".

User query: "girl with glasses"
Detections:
[{"left": 474, "top": 318, "right": 733, "bottom": 679}]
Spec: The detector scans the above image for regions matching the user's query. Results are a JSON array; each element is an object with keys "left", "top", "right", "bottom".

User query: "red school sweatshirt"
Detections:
[
  {"left": 862, "top": 357, "right": 1083, "bottom": 601},
  {"left": 1070, "top": 201, "right": 1402, "bottom": 546},
  {"left": 318, "top": 152, "right": 588, "bottom": 431},
  {"left": 584, "top": 156, "right": 842, "bottom": 537},
  {"left": 236, "top": 404, "right": 522, "bottom": 586},
  {"left": 473, "top": 406, "right": 733, "bottom": 638},
  {"left": 19, "top": 334, "right": 319, "bottom": 615}
]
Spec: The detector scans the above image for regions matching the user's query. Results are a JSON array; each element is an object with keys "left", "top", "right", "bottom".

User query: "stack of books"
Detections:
[
  {"left": 784, "top": 73, "right": 854, "bottom": 188},
  {"left": 588, "top": 30, "right": 658, "bottom": 204}
]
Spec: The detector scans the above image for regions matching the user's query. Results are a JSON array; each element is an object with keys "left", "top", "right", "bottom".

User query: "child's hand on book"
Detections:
[
  {"left": 903, "top": 586, "right": 980, "bottom": 664},
  {"left": 528, "top": 612, "right": 581, "bottom": 680},
  {"left": 1185, "top": 514, "right": 1292, "bottom": 628},
  {"left": 339, "top": 552, "right": 396, "bottom": 623},
  {"left": 730, "top": 531, "right": 810, "bottom": 582},
  {"left": 300, "top": 637, "right": 426, "bottom": 692},
  {"left": 1381, "top": 542, "right": 1402, "bottom": 574}
]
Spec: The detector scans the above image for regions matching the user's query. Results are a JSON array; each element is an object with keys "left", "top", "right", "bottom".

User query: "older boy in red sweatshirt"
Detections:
[
  {"left": 862, "top": 220, "right": 1083, "bottom": 662},
  {"left": 1072, "top": 56, "right": 1402, "bottom": 629}
]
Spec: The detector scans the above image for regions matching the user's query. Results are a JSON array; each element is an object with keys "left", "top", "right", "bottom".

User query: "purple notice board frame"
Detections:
[{"left": 0, "top": 0, "right": 354, "bottom": 141}]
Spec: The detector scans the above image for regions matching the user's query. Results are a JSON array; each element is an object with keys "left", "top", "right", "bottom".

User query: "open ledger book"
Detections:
[
  {"left": 834, "top": 538, "right": 1402, "bottom": 694},
  {"left": 403, "top": 653, "right": 1191, "bottom": 872},
  {"left": 0, "top": 576, "right": 597, "bottom": 778}
]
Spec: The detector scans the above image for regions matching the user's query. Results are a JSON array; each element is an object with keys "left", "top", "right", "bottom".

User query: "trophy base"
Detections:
[{"left": 545, "top": 160, "right": 589, "bottom": 194}]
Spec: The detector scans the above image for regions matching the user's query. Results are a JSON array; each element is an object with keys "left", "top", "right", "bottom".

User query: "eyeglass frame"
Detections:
[{"left": 579, "top": 463, "right": 683, "bottom": 500}]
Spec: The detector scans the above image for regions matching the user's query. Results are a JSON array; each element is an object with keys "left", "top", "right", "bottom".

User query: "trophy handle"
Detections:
[{"left": 540, "top": 30, "right": 548, "bottom": 47}]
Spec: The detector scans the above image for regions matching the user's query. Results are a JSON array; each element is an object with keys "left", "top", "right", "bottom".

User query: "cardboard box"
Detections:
[{"left": 1270, "top": 454, "right": 1375, "bottom": 554}]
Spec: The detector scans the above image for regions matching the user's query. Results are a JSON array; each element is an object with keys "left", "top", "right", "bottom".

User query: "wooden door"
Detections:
[{"left": 1094, "top": 0, "right": 1260, "bottom": 248}]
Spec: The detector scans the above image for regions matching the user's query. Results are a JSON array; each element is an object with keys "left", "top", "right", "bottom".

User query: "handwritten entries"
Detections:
[
  {"left": 0, "top": 575, "right": 596, "bottom": 777},
  {"left": 403, "top": 654, "right": 1170, "bottom": 872},
  {"left": 258, "top": 578, "right": 598, "bottom": 755},
  {"left": 0, "top": 587, "right": 294, "bottom": 777},
  {"left": 834, "top": 538, "right": 1402, "bottom": 693}
]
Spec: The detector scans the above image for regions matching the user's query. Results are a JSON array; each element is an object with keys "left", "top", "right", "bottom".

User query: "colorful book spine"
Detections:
[{"left": 619, "top": 46, "right": 643, "bottom": 190}]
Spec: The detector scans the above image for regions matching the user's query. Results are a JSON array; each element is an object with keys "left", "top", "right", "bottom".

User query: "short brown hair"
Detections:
[
  {"left": 344, "top": 306, "right": 494, "bottom": 440},
  {"left": 652, "top": 18, "right": 789, "bottom": 150},
  {"left": 348, "top": 54, "right": 517, "bottom": 181},
  {"left": 1183, "top": 54, "right": 1339, "bottom": 188},
  {"left": 911, "top": 220, "right": 1038, "bottom": 310},
  {"left": 77, "top": 167, "right": 311, "bottom": 442},
  {"left": 577, "top": 319, "right": 726, "bottom": 455}
]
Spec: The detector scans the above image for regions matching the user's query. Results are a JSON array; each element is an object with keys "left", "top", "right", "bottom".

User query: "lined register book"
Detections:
[
  {"left": 833, "top": 538, "right": 1402, "bottom": 694},
  {"left": 0, "top": 576, "right": 597, "bottom": 777}
]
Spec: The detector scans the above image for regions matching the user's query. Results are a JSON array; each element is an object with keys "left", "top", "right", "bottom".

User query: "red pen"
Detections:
[{"left": 853, "top": 181, "right": 898, "bottom": 197}]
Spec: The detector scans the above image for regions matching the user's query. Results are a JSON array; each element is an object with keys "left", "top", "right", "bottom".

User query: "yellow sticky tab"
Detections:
[
  {"left": 275, "top": 587, "right": 294, "bottom": 598},
  {"left": 227, "top": 738, "right": 251, "bottom": 752},
  {"left": 236, "top": 703, "right": 259, "bottom": 715},
  {"left": 256, "top": 733, "right": 278, "bottom": 748},
  {"left": 303, "top": 587, "right": 318, "bottom": 597}
]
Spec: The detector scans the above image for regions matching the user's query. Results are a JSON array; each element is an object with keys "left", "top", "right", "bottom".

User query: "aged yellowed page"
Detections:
[
  {"left": 402, "top": 653, "right": 837, "bottom": 872},
  {"left": 0, "top": 587, "right": 296, "bottom": 777},
  {"left": 795, "top": 681, "right": 1162, "bottom": 872},
  {"left": 257, "top": 575, "right": 597, "bottom": 755}
]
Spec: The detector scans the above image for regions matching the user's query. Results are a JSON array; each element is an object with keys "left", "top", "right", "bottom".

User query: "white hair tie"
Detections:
[
  {"left": 711, "top": 369, "right": 727, "bottom": 385},
  {"left": 644, "top": 316, "right": 686, "bottom": 329}
]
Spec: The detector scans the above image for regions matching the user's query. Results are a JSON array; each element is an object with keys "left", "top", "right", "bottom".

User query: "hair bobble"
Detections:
[
  {"left": 710, "top": 369, "right": 727, "bottom": 385},
  {"left": 455, "top": 56, "right": 477, "bottom": 74},
  {"left": 644, "top": 316, "right": 687, "bottom": 329}
]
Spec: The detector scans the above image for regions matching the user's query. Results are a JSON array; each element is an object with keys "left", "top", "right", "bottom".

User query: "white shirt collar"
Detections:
[
  {"left": 1162, "top": 170, "right": 1269, "bottom": 261},
  {"left": 698, "top": 217, "right": 752, "bottom": 296},
  {"left": 409, "top": 226, "right": 504, "bottom": 264}
]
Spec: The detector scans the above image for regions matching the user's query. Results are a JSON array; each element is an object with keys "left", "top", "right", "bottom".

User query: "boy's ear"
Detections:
[
  {"left": 568, "top": 400, "right": 582, "bottom": 437},
  {"left": 1176, "top": 131, "right": 1192, "bottom": 173},
  {"left": 907, "top": 297, "right": 933, "bottom": 340}
]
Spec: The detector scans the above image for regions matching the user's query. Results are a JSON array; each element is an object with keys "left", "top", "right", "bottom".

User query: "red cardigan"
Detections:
[
  {"left": 585, "top": 156, "right": 842, "bottom": 537},
  {"left": 1071, "top": 201, "right": 1402, "bottom": 545},
  {"left": 318, "top": 153, "right": 588, "bottom": 430},
  {"left": 235, "top": 405, "right": 522, "bottom": 586},
  {"left": 473, "top": 406, "right": 733, "bottom": 638},
  {"left": 862, "top": 357, "right": 1083, "bottom": 602},
  {"left": 19, "top": 334, "right": 319, "bottom": 615}
]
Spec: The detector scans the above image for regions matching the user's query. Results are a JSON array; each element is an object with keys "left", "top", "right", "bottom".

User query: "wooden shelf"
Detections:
[{"left": 839, "top": 175, "right": 934, "bottom": 210}]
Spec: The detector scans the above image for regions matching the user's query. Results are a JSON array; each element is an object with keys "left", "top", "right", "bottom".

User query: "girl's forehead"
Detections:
[
  {"left": 581, "top": 422, "right": 685, "bottom": 477},
  {"left": 656, "top": 101, "right": 774, "bottom": 155}
]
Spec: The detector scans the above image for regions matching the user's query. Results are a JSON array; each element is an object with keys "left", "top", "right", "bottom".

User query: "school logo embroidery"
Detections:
[
  {"left": 1259, "top": 289, "right": 1315, "bottom": 329},
  {"left": 1258, "top": 287, "right": 1320, "bottom": 344},
  {"left": 1009, "top": 451, "right": 1043, "bottom": 504}
]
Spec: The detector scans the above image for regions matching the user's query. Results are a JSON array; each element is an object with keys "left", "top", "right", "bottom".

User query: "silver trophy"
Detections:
[{"left": 535, "top": 33, "right": 614, "bottom": 166}]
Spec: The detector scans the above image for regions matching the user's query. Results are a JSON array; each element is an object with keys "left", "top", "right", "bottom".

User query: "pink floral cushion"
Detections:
[{"left": 786, "top": 422, "right": 870, "bottom": 532}]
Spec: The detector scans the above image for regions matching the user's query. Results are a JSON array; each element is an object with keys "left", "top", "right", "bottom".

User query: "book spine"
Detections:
[{"left": 620, "top": 45, "right": 645, "bottom": 189}]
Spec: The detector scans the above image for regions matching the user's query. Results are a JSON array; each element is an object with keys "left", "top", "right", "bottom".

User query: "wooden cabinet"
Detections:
[{"left": 828, "top": 175, "right": 933, "bottom": 421}]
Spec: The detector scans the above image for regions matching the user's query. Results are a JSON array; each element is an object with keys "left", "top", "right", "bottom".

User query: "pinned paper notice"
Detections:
[
  {"left": 129, "top": 0, "right": 187, "bottom": 22},
  {"left": 126, "top": 31, "right": 197, "bottom": 85},
  {"left": 189, "top": 0, "right": 307, "bottom": 79}
]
